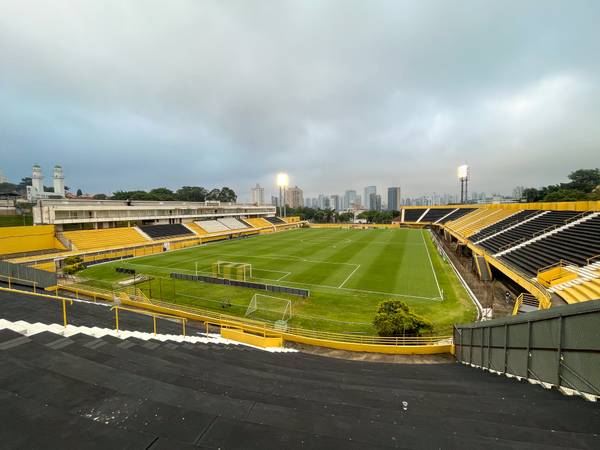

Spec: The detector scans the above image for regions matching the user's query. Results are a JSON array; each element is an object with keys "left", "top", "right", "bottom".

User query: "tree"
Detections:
[
  {"left": 176, "top": 186, "right": 207, "bottom": 202},
  {"left": 93, "top": 193, "right": 108, "bottom": 200},
  {"left": 566, "top": 169, "right": 600, "bottom": 193},
  {"left": 218, "top": 187, "right": 237, "bottom": 202},
  {"left": 76, "top": 189, "right": 83, "bottom": 197},
  {"left": 148, "top": 187, "right": 175, "bottom": 201},
  {"left": 543, "top": 189, "right": 587, "bottom": 202},
  {"left": 205, "top": 188, "right": 221, "bottom": 201},
  {"left": 372, "top": 300, "right": 433, "bottom": 337}
]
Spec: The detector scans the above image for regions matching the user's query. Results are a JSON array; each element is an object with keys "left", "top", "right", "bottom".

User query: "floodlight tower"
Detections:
[
  {"left": 276, "top": 173, "right": 289, "bottom": 217},
  {"left": 457, "top": 165, "right": 469, "bottom": 204}
]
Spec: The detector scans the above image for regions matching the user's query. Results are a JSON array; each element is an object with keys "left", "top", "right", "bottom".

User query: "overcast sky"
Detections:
[{"left": 1, "top": 1, "right": 599, "bottom": 201}]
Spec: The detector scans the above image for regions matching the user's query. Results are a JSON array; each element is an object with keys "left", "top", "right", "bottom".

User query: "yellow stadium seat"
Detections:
[
  {"left": 245, "top": 218, "right": 273, "bottom": 228},
  {"left": 186, "top": 223, "right": 208, "bottom": 235},
  {"left": 63, "top": 227, "right": 149, "bottom": 251}
]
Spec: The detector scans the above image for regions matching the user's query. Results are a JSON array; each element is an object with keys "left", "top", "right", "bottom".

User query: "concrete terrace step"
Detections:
[{"left": 0, "top": 318, "right": 295, "bottom": 353}]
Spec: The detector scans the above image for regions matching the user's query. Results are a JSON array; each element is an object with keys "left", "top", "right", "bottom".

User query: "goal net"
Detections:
[
  {"left": 212, "top": 261, "right": 252, "bottom": 281},
  {"left": 245, "top": 294, "right": 292, "bottom": 323}
]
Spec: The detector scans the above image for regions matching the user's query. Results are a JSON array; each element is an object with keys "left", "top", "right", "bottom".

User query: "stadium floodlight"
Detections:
[
  {"left": 457, "top": 164, "right": 469, "bottom": 203},
  {"left": 276, "top": 172, "right": 289, "bottom": 188},
  {"left": 276, "top": 172, "right": 289, "bottom": 218}
]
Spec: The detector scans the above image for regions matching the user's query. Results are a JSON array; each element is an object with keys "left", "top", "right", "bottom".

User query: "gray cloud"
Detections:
[{"left": 1, "top": 0, "right": 599, "bottom": 201}]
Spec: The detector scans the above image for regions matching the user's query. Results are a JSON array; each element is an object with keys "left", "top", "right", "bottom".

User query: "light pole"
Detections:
[
  {"left": 276, "top": 173, "right": 289, "bottom": 217},
  {"left": 457, "top": 165, "right": 469, "bottom": 204}
]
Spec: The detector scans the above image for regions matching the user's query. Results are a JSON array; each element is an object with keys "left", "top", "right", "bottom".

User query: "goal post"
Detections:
[
  {"left": 212, "top": 261, "right": 252, "bottom": 281},
  {"left": 245, "top": 293, "right": 292, "bottom": 323}
]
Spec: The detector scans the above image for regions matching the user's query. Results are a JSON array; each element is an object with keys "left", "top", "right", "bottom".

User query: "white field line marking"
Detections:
[
  {"left": 338, "top": 264, "right": 361, "bottom": 289},
  {"left": 421, "top": 229, "right": 443, "bottom": 300},
  {"left": 276, "top": 272, "right": 292, "bottom": 281}
]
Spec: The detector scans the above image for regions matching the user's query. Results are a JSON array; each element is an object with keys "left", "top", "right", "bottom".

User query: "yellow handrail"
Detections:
[
  {"left": 512, "top": 294, "right": 524, "bottom": 316},
  {"left": 0, "top": 286, "right": 73, "bottom": 326},
  {"left": 110, "top": 305, "right": 187, "bottom": 336}
]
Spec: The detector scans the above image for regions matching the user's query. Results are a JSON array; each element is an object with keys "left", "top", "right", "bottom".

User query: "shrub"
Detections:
[
  {"left": 373, "top": 300, "right": 433, "bottom": 337},
  {"left": 63, "top": 255, "right": 83, "bottom": 266},
  {"left": 63, "top": 262, "right": 85, "bottom": 275}
]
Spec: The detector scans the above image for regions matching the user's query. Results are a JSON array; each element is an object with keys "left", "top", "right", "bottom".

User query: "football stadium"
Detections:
[
  {"left": 2, "top": 1, "right": 600, "bottom": 448},
  {"left": 1, "top": 197, "right": 600, "bottom": 447}
]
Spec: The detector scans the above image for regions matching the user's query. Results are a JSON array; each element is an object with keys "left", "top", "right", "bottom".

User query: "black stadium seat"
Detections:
[
  {"left": 500, "top": 215, "right": 600, "bottom": 276},
  {"left": 436, "top": 208, "right": 475, "bottom": 223},
  {"left": 419, "top": 208, "right": 455, "bottom": 223},
  {"left": 479, "top": 211, "right": 583, "bottom": 254},
  {"left": 265, "top": 216, "right": 286, "bottom": 225},
  {"left": 138, "top": 223, "right": 193, "bottom": 239},
  {"left": 403, "top": 209, "right": 427, "bottom": 222},
  {"left": 470, "top": 210, "right": 539, "bottom": 242}
]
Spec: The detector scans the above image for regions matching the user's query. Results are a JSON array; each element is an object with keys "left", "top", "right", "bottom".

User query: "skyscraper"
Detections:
[
  {"left": 369, "top": 193, "right": 382, "bottom": 212},
  {"left": 364, "top": 186, "right": 376, "bottom": 210},
  {"left": 286, "top": 186, "right": 304, "bottom": 208},
  {"left": 343, "top": 190, "right": 356, "bottom": 210},
  {"left": 387, "top": 187, "right": 401, "bottom": 211},
  {"left": 330, "top": 194, "right": 340, "bottom": 211},
  {"left": 251, "top": 183, "right": 265, "bottom": 205}
]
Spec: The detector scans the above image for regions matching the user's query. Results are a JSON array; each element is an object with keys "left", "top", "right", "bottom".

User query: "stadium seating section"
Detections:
[
  {"left": 446, "top": 209, "right": 515, "bottom": 238},
  {"left": 63, "top": 227, "right": 148, "bottom": 251},
  {"left": 500, "top": 214, "right": 600, "bottom": 276},
  {"left": 217, "top": 217, "right": 249, "bottom": 230},
  {"left": 185, "top": 222, "right": 208, "bottom": 235},
  {"left": 437, "top": 208, "right": 475, "bottom": 223},
  {"left": 470, "top": 210, "right": 538, "bottom": 243},
  {"left": 244, "top": 217, "right": 273, "bottom": 228},
  {"left": 138, "top": 224, "right": 194, "bottom": 240},
  {"left": 419, "top": 208, "right": 455, "bottom": 223},
  {"left": 479, "top": 211, "right": 582, "bottom": 255},
  {"left": 403, "top": 208, "right": 427, "bottom": 222},
  {"left": 195, "top": 220, "right": 230, "bottom": 233},
  {"left": 265, "top": 216, "right": 286, "bottom": 225},
  {"left": 2, "top": 290, "right": 600, "bottom": 448}
]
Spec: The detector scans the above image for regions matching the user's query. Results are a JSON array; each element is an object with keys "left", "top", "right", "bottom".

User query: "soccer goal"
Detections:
[
  {"left": 212, "top": 261, "right": 253, "bottom": 281},
  {"left": 245, "top": 294, "right": 292, "bottom": 323}
]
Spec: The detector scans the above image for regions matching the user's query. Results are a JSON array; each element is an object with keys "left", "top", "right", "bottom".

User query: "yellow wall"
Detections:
[
  {"left": 0, "top": 225, "right": 64, "bottom": 255},
  {"left": 221, "top": 328, "right": 283, "bottom": 348}
]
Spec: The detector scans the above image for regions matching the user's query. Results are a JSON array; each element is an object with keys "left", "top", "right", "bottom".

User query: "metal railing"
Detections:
[
  {"left": 117, "top": 293, "right": 451, "bottom": 347},
  {"left": 110, "top": 305, "right": 187, "bottom": 336},
  {"left": 0, "top": 286, "right": 73, "bottom": 327}
]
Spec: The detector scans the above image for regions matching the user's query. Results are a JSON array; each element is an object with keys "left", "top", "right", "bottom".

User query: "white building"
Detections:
[
  {"left": 251, "top": 183, "right": 265, "bottom": 205},
  {"left": 27, "top": 164, "right": 67, "bottom": 202}
]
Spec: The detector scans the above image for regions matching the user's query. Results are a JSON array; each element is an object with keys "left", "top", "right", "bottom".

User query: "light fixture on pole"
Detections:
[
  {"left": 276, "top": 172, "right": 289, "bottom": 217},
  {"left": 457, "top": 165, "right": 469, "bottom": 204}
]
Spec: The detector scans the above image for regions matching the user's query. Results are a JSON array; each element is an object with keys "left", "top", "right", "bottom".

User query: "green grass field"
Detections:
[{"left": 78, "top": 228, "right": 476, "bottom": 334}]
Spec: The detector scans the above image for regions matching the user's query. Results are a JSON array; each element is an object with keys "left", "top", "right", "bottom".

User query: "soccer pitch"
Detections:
[{"left": 79, "top": 228, "right": 477, "bottom": 333}]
